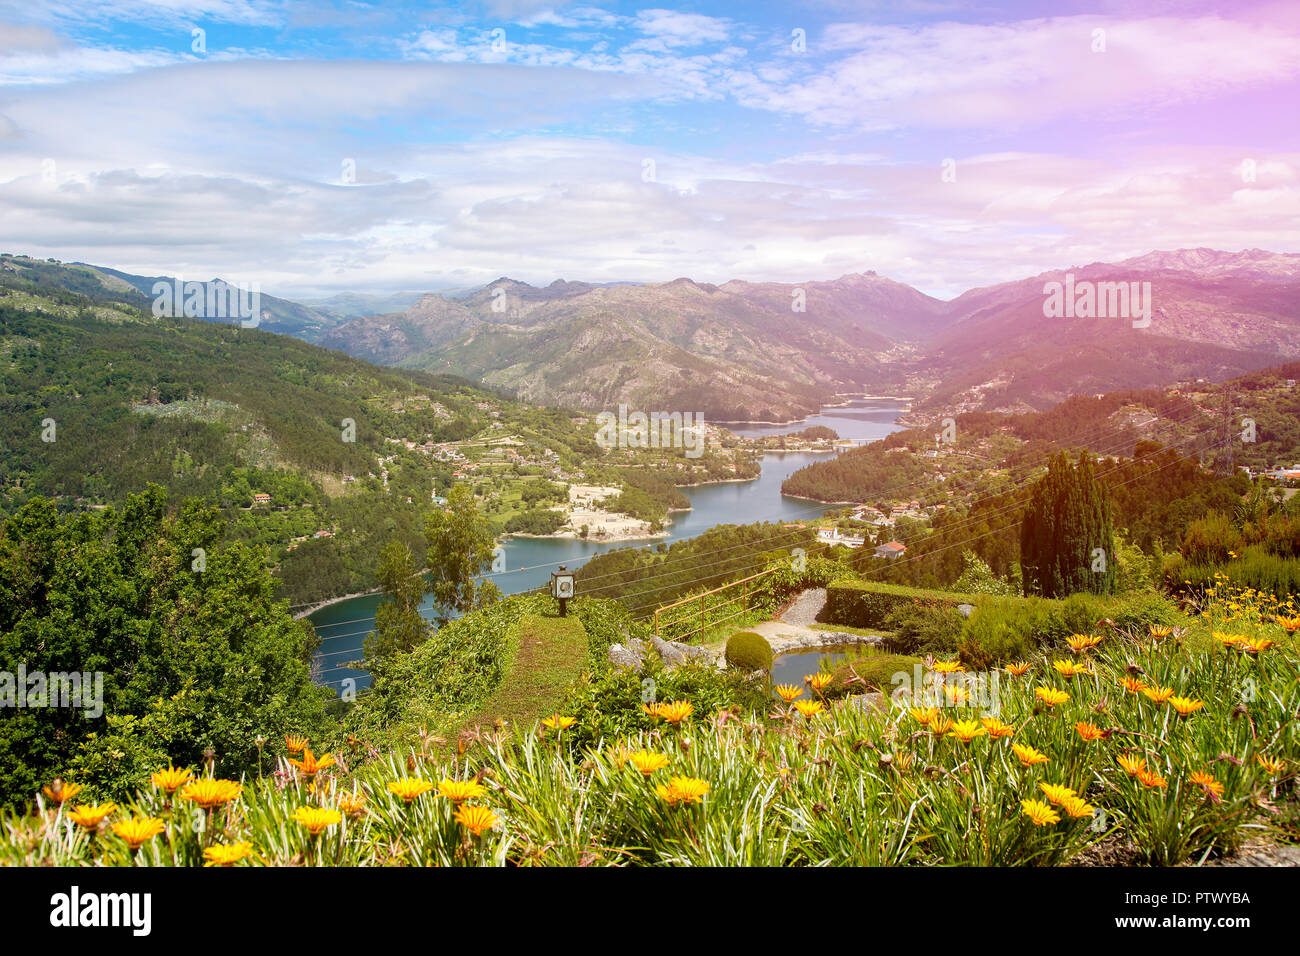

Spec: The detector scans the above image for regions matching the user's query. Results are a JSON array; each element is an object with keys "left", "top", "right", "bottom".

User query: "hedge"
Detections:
[{"left": 823, "top": 580, "right": 983, "bottom": 630}]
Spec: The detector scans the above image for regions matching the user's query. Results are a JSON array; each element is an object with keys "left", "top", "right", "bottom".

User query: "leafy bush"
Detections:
[
  {"left": 558, "top": 658, "right": 767, "bottom": 751},
  {"left": 725, "top": 632, "right": 773, "bottom": 672},
  {"left": 824, "top": 580, "right": 981, "bottom": 629},
  {"left": 1179, "top": 512, "right": 1244, "bottom": 565},
  {"left": 824, "top": 652, "right": 924, "bottom": 699},
  {"left": 882, "top": 603, "right": 965, "bottom": 657}
]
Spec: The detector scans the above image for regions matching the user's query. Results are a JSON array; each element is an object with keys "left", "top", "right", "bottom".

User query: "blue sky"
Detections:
[{"left": 0, "top": 1, "right": 1297, "bottom": 297}]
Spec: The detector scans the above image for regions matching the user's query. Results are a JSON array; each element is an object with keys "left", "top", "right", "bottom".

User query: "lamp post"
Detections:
[{"left": 550, "top": 565, "right": 575, "bottom": 617}]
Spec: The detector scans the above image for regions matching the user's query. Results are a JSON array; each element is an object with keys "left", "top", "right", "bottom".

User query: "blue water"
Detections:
[{"left": 308, "top": 399, "right": 905, "bottom": 691}]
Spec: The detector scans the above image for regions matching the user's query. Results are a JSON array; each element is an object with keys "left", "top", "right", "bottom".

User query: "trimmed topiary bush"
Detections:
[{"left": 725, "top": 631, "right": 773, "bottom": 672}]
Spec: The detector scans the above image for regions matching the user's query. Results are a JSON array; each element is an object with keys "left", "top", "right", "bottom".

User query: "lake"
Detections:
[{"left": 309, "top": 397, "right": 905, "bottom": 690}]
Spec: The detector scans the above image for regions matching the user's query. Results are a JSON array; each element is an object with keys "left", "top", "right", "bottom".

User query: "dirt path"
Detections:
[{"left": 780, "top": 587, "right": 827, "bottom": 626}]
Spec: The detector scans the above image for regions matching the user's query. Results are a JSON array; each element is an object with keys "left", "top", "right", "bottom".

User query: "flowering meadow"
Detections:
[{"left": 4, "top": 582, "right": 1297, "bottom": 867}]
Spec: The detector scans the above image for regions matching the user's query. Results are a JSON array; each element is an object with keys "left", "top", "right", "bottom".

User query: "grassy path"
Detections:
[{"left": 463, "top": 612, "right": 589, "bottom": 731}]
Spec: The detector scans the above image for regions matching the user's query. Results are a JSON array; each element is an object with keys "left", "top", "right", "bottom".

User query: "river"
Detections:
[{"left": 308, "top": 397, "right": 906, "bottom": 690}]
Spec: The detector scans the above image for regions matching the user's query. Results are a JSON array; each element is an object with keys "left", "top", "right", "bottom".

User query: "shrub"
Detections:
[
  {"left": 824, "top": 652, "right": 924, "bottom": 699},
  {"left": 882, "top": 602, "right": 965, "bottom": 657},
  {"left": 824, "top": 580, "right": 981, "bottom": 629},
  {"left": 725, "top": 631, "right": 773, "bottom": 672},
  {"left": 1179, "top": 512, "right": 1244, "bottom": 565}
]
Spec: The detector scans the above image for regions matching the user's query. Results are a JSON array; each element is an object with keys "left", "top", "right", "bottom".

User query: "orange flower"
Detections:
[
  {"left": 1189, "top": 771, "right": 1224, "bottom": 798},
  {"left": 1065, "top": 633, "right": 1102, "bottom": 654},
  {"left": 288, "top": 748, "right": 336, "bottom": 778},
  {"left": 285, "top": 734, "right": 309, "bottom": 754},
  {"left": 981, "top": 717, "right": 1015, "bottom": 738},
  {"left": 1004, "top": 661, "right": 1032, "bottom": 677},
  {"left": 909, "top": 706, "right": 939, "bottom": 726},
  {"left": 336, "top": 791, "right": 367, "bottom": 819},
  {"left": 1138, "top": 769, "right": 1168, "bottom": 789},
  {"left": 654, "top": 701, "right": 693, "bottom": 726},
  {"left": 1169, "top": 696, "right": 1205, "bottom": 717},
  {"left": 180, "top": 779, "right": 242, "bottom": 810},
  {"left": 41, "top": 779, "right": 82, "bottom": 805},
  {"left": 1117, "top": 754, "right": 1147, "bottom": 776},
  {"left": 1276, "top": 615, "right": 1300, "bottom": 634},
  {"left": 1120, "top": 676, "right": 1147, "bottom": 695},
  {"left": 1256, "top": 754, "right": 1285, "bottom": 776},
  {"left": 1074, "top": 721, "right": 1106, "bottom": 742}
]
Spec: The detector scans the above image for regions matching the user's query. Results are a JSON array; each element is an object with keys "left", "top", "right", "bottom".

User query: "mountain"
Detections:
[
  {"left": 297, "top": 290, "right": 427, "bottom": 320},
  {"left": 912, "top": 248, "right": 1300, "bottom": 414},
  {"left": 0, "top": 257, "right": 501, "bottom": 506},
  {"left": 320, "top": 272, "right": 949, "bottom": 420},
  {"left": 71, "top": 261, "right": 348, "bottom": 339}
]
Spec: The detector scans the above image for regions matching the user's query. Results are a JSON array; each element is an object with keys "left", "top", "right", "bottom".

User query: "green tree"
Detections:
[
  {"left": 424, "top": 483, "right": 501, "bottom": 623},
  {"left": 1020, "top": 452, "right": 1116, "bottom": 598},
  {"left": 363, "top": 540, "right": 430, "bottom": 663}
]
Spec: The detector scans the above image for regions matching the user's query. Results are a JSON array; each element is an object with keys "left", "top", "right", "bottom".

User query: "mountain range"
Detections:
[{"left": 28, "top": 247, "right": 1300, "bottom": 421}]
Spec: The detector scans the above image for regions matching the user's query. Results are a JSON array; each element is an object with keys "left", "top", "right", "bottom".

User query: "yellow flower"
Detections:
[
  {"left": 775, "top": 684, "right": 803, "bottom": 703},
  {"left": 948, "top": 720, "right": 985, "bottom": 744},
  {"left": 292, "top": 806, "right": 342, "bottom": 835},
  {"left": 808, "top": 672, "right": 833, "bottom": 693},
  {"left": 641, "top": 702, "right": 663, "bottom": 719},
  {"left": 929, "top": 716, "right": 954, "bottom": 737},
  {"left": 180, "top": 779, "right": 242, "bottom": 810},
  {"left": 942, "top": 684, "right": 969, "bottom": 705},
  {"left": 150, "top": 766, "right": 193, "bottom": 796},
  {"left": 1060, "top": 795, "right": 1097, "bottom": 819},
  {"left": 1239, "top": 638, "right": 1275, "bottom": 655},
  {"left": 111, "top": 816, "right": 166, "bottom": 850},
  {"left": 284, "top": 734, "right": 309, "bottom": 754},
  {"left": 654, "top": 776, "right": 711, "bottom": 806},
  {"left": 909, "top": 706, "right": 939, "bottom": 726},
  {"left": 1004, "top": 661, "right": 1032, "bottom": 677},
  {"left": 1149, "top": 625, "right": 1172, "bottom": 641},
  {"left": 981, "top": 717, "right": 1015, "bottom": 738},
  {"left": 1212, "top": 632, "right": 1245, "bottom": 648},
  {"left": 438, "top": 778, "right": 488, "bottom": 803},
  {"left": 41, "top": 780, "right": 82, "bottom": 805},
  {"left": 1256, "top": 754, "right": 1285, "bottom": 776},
  {"left": 387, "top": 777, "right": 435, "bottom": 803},
  {"left": 1117, "top": 754, "right": 1147, "bottom": 776},
  {"left": 288, "top": 748, "right": 336, "bottom": 778},
  {"left": 1021, "top": 799, "right": 1060, "bottom": 826},
  {"left": 655, "top": 701, "right": 694, "bottom": 726},
  {"left": 1138, "top": 769, "right": 1168, "bottom": 789},
  {"left": 1035, "top": 686, "right": 1069, "bottom": 708},
  {"left": 203, "top": 842, "right": 254, "bottom": 867},
  {"left": 628, "top": 751, "right": 670, "bottom": 776},
  {"left": 1066, "top": 633, "right": 1102, "bottom": 654},
  {"left": 1276, "top": 615, "right": 1300, "bottom": 634},
  {"left": 931, "top": 660, "right": 963, "bottom": 674},
  {"left": 1074, "top": 721, "right": 1106, "bottom": 742},
  {"left": 1189, "top": 771, "right": 1224, "bottom": 797},
  {"left": 1039, "top": 782, "right": 1077, "bottom": 805},
  {"left": 1120, "top": 676, "right": 1147, "bottom": 695},
  {"left": 1169, "top": 696, "right": 1205, "bottom": 717},
  {"left": 67, "top": 803, "right": 118, "bottom": 830},
  {"left": 1012, "top": 743, "right": 1049, "bottom": 767},
  {"left": 336, "top": 792, "right": 367, "bottom": 819},
  {"left": 1052, "top": 660, "right": 1091, "bottom": 677},
  {"left": 454, "top": 804, "right": 499, "bottom": 837},
  {"left": 541, "top": 713, "right": 577, "bottom": 731},
  {"left": 1141, "top": 686, "right": 1174, "bottom": 704},
  {"left": 794, "top": 699, "right": 825, "bottom": 719}
]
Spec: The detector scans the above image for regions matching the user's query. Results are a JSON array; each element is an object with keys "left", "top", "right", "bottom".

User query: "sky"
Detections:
[{"left": 0, "top": 0, "right": 1297, "bottom": 299}]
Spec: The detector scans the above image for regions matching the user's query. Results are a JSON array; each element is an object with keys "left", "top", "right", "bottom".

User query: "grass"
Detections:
[
  {"left": 6, "top": 580, "right": 1298, "bottom": 867},
  {"left": 461, "top": 613, "right": 589, "bottom": 730}
]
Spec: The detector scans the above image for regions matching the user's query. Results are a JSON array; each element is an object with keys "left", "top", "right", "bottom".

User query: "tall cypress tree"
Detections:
[{"left": 1020, "top": 451, "right": 1116, "bottom": 597}]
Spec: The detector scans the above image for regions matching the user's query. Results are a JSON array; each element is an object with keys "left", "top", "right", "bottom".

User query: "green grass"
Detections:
[{"left": 463, "top": 613, "right": 590, "bottom": 730}]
